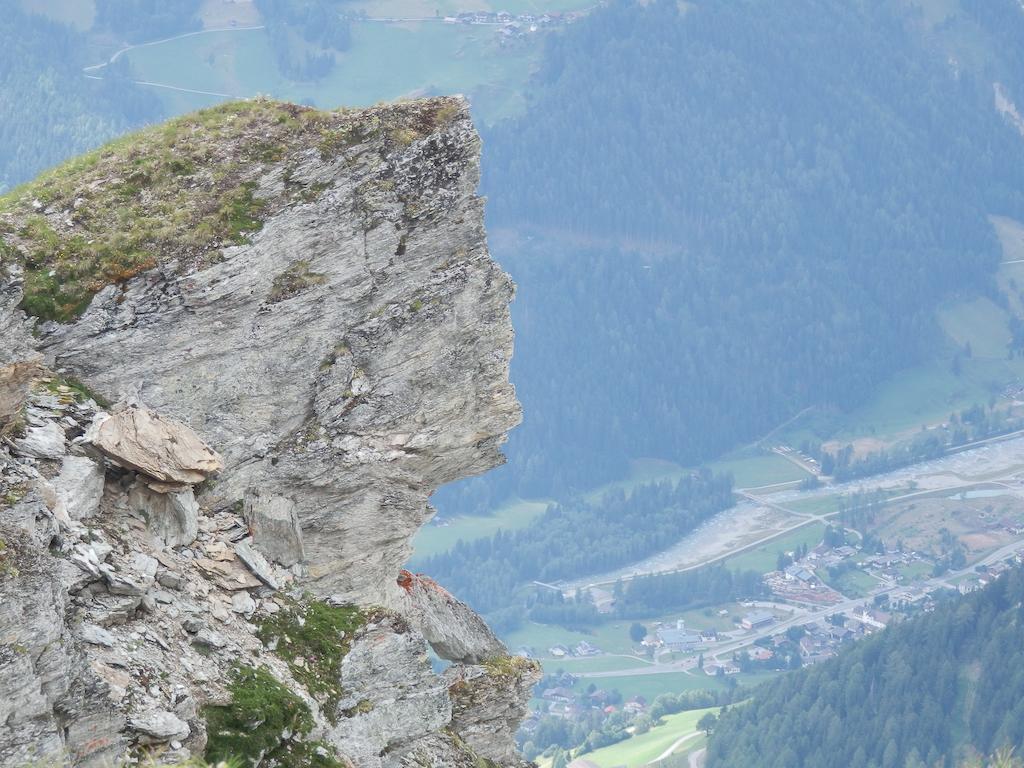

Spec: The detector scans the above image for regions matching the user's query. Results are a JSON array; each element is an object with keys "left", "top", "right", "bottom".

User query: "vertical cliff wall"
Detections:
[{"left": 0, "top": 97, "right": 538, "bottom": 767}]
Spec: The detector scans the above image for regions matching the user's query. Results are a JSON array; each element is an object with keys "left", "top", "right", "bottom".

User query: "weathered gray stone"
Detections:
[
  {"left": 102, "top": 553, "right": 157, "bottom": 596},
  {"left": 0, "top": 98, "right": 532, "bottom": 768},
  {"left": 393, "top": 569, "right": 506, "bottom": 664},
  {"left": 128, "top": 709, "right": 189, "bottom": 745},
  {"left": 230, "top": 591, "right": 256, "bottom": 618},
  {"left": 243, "top": 490, "right": 304, "bottom": 566},
  {"left": 156, "top": 570, "right": 184, "bottom": 590},
  {"left": 11, "top": 421, "right": 65, "bottom": 460},
  {"left": 192, "top": 628, "right": 226, "bottom": 650},
  {"left": 79, "top": 624, "right": 116, "bottom": 648},
  {"left": 0, "top": 527, "right": 124, "bottom": 767},
  {"left": 329, "top": 614, "right": 452, "bottom": 767},
  {"left": 39, "top": 99, "right": 519, "bottom": 608},
  {"left": 53, "top": 456, "right": 105, "bottom": 521},
  {"left": 234, "top": 539, "right": 279, "bottom": 590},
  {"left": 127, "top": 481, "right": 199, "bottom": 547},
  {"left": 446, "top": 657, "right": 542, "bottom": 766}
]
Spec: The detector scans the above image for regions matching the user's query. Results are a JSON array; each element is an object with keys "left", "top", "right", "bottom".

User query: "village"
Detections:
[
  {"left": 515, "top": 537, "right": 1024, "bottom": 732},
  {"left": 441, "top": 9, "right": 585, "bottom": 44}
]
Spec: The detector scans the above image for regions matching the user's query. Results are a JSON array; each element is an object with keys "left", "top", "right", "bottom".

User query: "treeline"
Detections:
[
  {"left": 94, "top": 0, "right": 202, "bottom": 41},
  {"left": 706, "top": 567, "right": 1024, "bottom": 768},
  {"left": 616, "top": 566, "right": 768, "bottom": 618},
  {"left": 0, "top": 7, "right": 162, "bottom": 191},
  {"left": 526, "top": 564, "right": 768, "bottom": 629},
  {"left": 438, "top": 0, "right": 1024, "bottom": 511},
  {"left": 422, "top": 471, "right": 734, "bottom": 623},
  {"left": 806, "top": 402, "right": 1024, "bottom": 482},
  {"left": 255, "top": 0, "right": 352, "bottom": 81}
]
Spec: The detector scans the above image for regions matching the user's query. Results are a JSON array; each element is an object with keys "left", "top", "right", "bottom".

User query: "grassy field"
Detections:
[
  {"left": 570, "top": 670, "right": 730, "bottom": 703},
  {"left": 783, "top": 494, "right": 842, "bottom": 516},
  {"left": 721, "top": 522, "right": 826, "bottom": 574},
  {"left": 898, "top": 560, "right": 935, "bottom": 581},
  {"left": 546, "top": 656, "right": 654, "bottom": 674},
  {"left": 504, "top": 605, "right": 746, "bottom": 661},
  {"left": 411, "top": 497, "right": 549, "bottom": 560},
  {"left": 578, "top": 707, "right": 719, "bottom": 768},
  {"left": 123, "top": 22, "right": 541, "bottom": 124},
  {"left": 709, "top": 452, "right": 811, "bottom": 488},
  {"left": 820, "top": 567, "right": 880, "bottom": 598},
  {"left": 938, "top": 296, "right": 1013, "bottom": 359}
]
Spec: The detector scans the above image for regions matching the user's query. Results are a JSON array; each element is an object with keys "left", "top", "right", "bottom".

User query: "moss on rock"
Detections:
[
  {"left": 0, "top": 96, "right": 467, "bottom": 323},
  {"left": 203, "top": 664, "right": 345, "bottom": 768},
  {"left": 256, "top": 596, "right": 365, "bottom": 722}
]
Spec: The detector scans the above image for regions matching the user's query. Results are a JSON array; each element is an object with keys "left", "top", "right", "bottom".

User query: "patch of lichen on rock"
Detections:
[
  {"left": 256, "top": 596, "right": 365, "bottom": 722},
  {"left": 268, "top": 259, "right": 328, "bottom": 304},
  {"left": 482, "top": 653, "right": 541, "bottom": 680},
  {"left": 203, "top": 664, "right": 345, "bottom": 768},
  {"left": 0, "top": 95, "right": 468, "bottom": 323}
]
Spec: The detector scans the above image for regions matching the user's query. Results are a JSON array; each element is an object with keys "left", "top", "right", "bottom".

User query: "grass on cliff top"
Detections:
[
  {"left": 256, "top": 596, "right": 366, "bottom": 723},
  {"left": 0, "top": 96, "right": 463, "bottom": 323}
]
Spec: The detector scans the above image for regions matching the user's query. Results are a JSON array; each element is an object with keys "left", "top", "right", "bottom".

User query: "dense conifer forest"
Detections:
[
  {"left": 0, "top": 7, "right": 162, "bottom": 192},
  {"left": 449, "top": 0, "right": 1024, "bottom": 506},
  {"left": 707, "top": 568, "right": 1024, "bottom": 768},
  {"left": 421, "top": 471, "right": 734, "bottom": 626}
]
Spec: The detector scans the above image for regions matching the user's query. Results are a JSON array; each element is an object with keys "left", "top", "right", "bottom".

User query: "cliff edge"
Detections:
[{"left": 0, "top": 97, "right": 539, "bottom": 767}]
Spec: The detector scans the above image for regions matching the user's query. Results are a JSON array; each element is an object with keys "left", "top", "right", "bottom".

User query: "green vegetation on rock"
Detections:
[
  {"left": 203, "top": 664, "right": 343, "bottom": 768},
  {"left": 0, "top": 96, "right": 463, "bottom": 322},
  {"left": 256, "top": 596, "right": 365, "bottom": 722}
]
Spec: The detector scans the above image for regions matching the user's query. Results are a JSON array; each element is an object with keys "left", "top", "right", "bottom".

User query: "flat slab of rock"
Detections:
[
  {"left": 128, "top": 709, "right": 189, "bottom": 745},
  {"left": 234, "top": 539, "right": 279, "bottom": 590},
  {"left": 85, "top": 403, "right": 223, "bottom": 487},
  {"left": 194, "top": 556, "right": 262, "bottom": 591},
  {"left": 11, "top": 421, "right": 65, "bottom": 460}
]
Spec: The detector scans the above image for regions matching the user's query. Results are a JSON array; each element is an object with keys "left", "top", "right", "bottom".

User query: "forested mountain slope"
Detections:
[
  {"left": 461, "top": 0, "right": 1024, "bottom": 504},
  {"left": 707, "top": 567, "right": 1024, "bottom": 768},
  {"left": 0, "top": 6, "right": 162, "bottom": 191}
]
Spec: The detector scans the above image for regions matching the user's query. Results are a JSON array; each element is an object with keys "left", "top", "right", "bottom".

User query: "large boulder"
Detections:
[
  {"left": 393, "top": 570, "right": 506, "bottom": 664},
  {"left": 11, "top": 421, "right": 65, "bottom": 460},
  {"left": 85, "top": 403, "right": 222, "bottom": 489}
]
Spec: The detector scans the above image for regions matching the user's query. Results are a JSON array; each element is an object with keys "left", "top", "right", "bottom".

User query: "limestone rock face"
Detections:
[
  {"left": 328, "top": 613, "right": 453, "bottom": 767},
  {"left": 0, "top": 97, "right": 533, "bottom": 767},
  {"left": 242, "top": 490, "right": 304, "bottom": 566},
  {"left": 446, "top": 658, "right": 543, "bottom": 766}
]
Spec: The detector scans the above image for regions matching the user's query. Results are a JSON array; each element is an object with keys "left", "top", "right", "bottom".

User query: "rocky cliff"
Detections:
[{"left": 0, "top": 97, "right": 539, "bottom": 767}]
